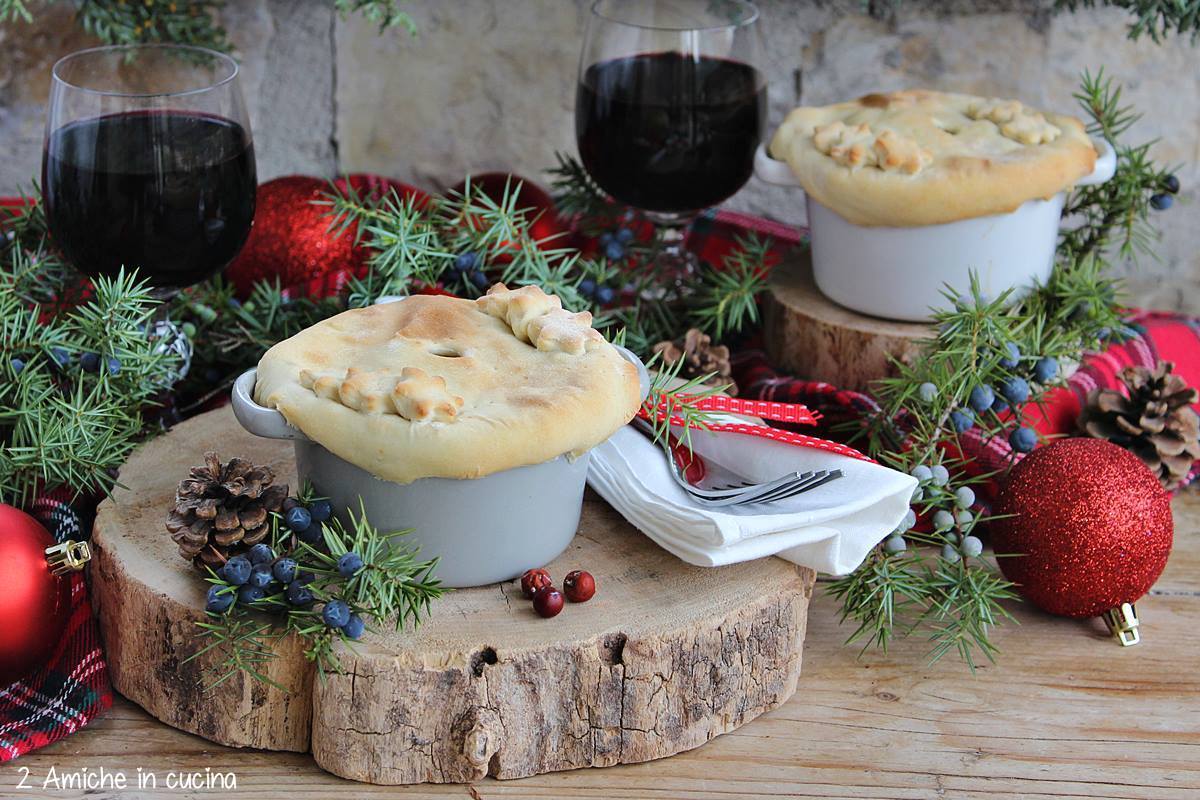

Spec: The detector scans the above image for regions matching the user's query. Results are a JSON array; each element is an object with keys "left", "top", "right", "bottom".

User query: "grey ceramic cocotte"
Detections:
[{"left": 231, "top": 346, "right": 649, "bottom": 588}]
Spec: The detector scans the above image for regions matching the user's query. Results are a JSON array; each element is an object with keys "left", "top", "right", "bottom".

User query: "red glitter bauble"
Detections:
[
  {"left": 990, "top": 438, "right": 1173, "bottom": 618},
  {"left": 224, "top": 176, "right": 371, "bottom": 297},
  {"left": 0, "top": 505, "right": 72, "bottom": 685}
]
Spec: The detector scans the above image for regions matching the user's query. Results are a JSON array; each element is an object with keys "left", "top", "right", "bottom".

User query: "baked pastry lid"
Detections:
[
  {"left": 240, "top": 292, "right": 648, "bottom": 483},
  {"left": 763, "top": 90, "right": 1109, "bottom": 227}
]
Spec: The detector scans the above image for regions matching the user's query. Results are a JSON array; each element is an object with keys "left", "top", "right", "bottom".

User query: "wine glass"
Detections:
[
  {"left": 42, "top": 44, "right": 256, "bottom": 299},
  {"left": 576, "top": 0, "right": 766, "bottom": 282}
]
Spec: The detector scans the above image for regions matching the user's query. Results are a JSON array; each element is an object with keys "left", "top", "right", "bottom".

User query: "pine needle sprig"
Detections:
[
  {"left": 840, "top": 259, "right": 1128, "bottom": 668},
  {"left": 3, "top": 1, "right": 416, "bottom": 51},
  {"left": 189, "top": 612, "right": 284, "bottom": 692},
  {"left": 1060, "top": 68, "right": 1179, "bottom": 263},
  {"left": 640, "top": 353, "right": 729, "bottom": 457},
  {"left": 0, "top": 262, "right": 177, "bottom": 506},
  {"left": 0, "top": 0, "right": 31, "bottom": 22},
  {"left": 689, "top": 233, "right": 772, "bottom": 340},
  {"left": 547, "top": 151, "right": 615, "bottom": 220}
]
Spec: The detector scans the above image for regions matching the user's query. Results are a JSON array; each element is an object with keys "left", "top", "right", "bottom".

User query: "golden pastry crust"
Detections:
[
  {"left": 768, "top": 90, "right": 1098, "bottom": 227},
  {"left": 254, "top": 289, "right": 642, "bottom": 483}
]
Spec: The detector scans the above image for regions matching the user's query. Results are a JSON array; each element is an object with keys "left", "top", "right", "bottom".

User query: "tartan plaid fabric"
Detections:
[
  {"left": 0, "top": 489, "right": 112, "bottom": 762},
  {"left": 732, "top": 310, "right": 1200, "bottom": 498}
]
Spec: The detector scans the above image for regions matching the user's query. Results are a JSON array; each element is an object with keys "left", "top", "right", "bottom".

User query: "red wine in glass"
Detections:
[
  {"left": 43, "top": 44, "right": 256, "bottom": 296},
  {"left": 576, "top": 52, "right": 766, "bottom": 213},
  {"left": 42, "top": 110, "right": 256, "bottom": 290},
  {"left": 576, "top": 0, "right": 765, "bottom": 281}
]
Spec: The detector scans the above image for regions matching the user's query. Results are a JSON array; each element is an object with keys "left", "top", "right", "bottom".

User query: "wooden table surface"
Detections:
[{"left": 6, "top": 492, "right": 1198, "bottom": 800}]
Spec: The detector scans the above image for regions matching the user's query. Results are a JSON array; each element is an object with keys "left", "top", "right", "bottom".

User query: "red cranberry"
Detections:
[
  {"left": 563, "top": 570, "right": 596, "bottom": 603},
  {"left": 520, "top": 568, "right": 551, "bottom": 599},
  {"left": 532, "top": 586, "right": 564, "bottom": 618}
]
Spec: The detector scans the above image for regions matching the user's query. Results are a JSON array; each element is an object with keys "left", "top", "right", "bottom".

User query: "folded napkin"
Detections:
[{"left": 587, "top": 417, "right": 918, "bottom": 575}]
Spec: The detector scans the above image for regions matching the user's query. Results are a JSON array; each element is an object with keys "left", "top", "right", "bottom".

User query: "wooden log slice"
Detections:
[
  {"left": 92, "top": 405, "right": 816, "bottom": 784},
  {"left": 765, "top": 249, "right": 932, "bottom": 392}
]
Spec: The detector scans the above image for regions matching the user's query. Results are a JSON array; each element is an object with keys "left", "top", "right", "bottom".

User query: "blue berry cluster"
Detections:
[
  {"left": 203, "top": 493, "right": 367, "bottom": 640},
  {"left": 577, "top": 278, "right": 617, "bottom": 306},
  {"left": 1149, "top": 173, "right": 1180, "bottom": 212},
  {"left": 80, "top": 351, "right": 122, "bottom": 376},
  {"left": 446, "top": 252, "right": 490, "bottom": 291},
  {"left": 12, "top": 348, "right": 123, "bottom": 378},
  {"left": 205, "top": 543, "right": 314, "bottom": 612},
  {"left": 283, "top": 496, "right": 333, "bottom": 545},
  {"left": 919, "top": 343, "right": 1061, "bottom": 454},
  {"left": 598, "top": 227, "right": 634, "bottom": 263},
  {"left": 895, "top": 464, "right": 985, "bottom": 563}
]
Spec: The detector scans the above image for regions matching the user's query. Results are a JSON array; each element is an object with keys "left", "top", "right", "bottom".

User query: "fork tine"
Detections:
[
  {"left": 687, "top": 473, "right": 823, "bottom": 508},
  {"left": 739, "top": 469, "right": 844, "bottom": 505}
]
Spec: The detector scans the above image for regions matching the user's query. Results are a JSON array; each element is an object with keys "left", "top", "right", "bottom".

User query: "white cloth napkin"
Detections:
[{"left": 587, "top": 418, "right": 918, "bottom": 575}]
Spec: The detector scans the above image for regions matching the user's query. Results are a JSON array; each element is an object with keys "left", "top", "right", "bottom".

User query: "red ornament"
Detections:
[
  {"left": 990, "top": 439, "right": 1173, "bottom": 619},
  {"left": 520, "top": 568, "right": 552, "bottom": 599},
  {"left": 562, "top": 570, "right": 596, "bottom": 603},
  {"left": 0, "top": 505, "right": 73, "bottom": 685},
  {"left": 532, "top": 586, "right": 564, "bottom": 619}
]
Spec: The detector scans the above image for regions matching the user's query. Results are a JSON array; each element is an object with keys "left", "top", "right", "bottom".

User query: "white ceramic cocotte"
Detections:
[{"left": 753, "top": 139, "right": 1117, "bottom": 321}]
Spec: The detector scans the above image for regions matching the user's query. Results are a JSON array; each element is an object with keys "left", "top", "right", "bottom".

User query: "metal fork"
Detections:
[{"left": 632, "top": 417, "right": 844, "bottom": 506}]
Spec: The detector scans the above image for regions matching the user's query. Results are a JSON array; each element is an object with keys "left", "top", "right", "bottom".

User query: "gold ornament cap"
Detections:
[
  {"left": 45, "top": 540, "right": 93, "bottom": 576},
  {"left": 1102, "top": 602, "right": 1140, "bottom": 646}
]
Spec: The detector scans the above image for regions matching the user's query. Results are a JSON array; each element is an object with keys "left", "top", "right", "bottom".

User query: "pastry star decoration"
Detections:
[
  {"left": 966, "top": 98, "right": 1061, "bottom": 145},
  {"left": 391, "top": 367, "right": 464, "bottom": 423},
  {"left": 812, "top": 121, "right": 932, "bottom": 174},
  {"left": 299, "top": 366, "right": 464, "bottom": 422},
  {"left": 477, "top": 283, "right": 604, "bottom": 355}
]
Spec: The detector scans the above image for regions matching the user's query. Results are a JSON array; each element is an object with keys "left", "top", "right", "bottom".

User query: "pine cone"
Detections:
[
  {"left": 652, "top": 328, "right": 737, "bottom": 396},
  {"left": 1079, "top": 361, "right": 1200, "bottom": 490},
  {"left": 165, "top": 451, "right": 289, "bottom": 571}
]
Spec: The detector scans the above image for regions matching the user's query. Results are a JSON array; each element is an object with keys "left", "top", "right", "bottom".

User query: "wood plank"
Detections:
[{"left": 9, "top": 493, "right": 1199, "bottom": 799}]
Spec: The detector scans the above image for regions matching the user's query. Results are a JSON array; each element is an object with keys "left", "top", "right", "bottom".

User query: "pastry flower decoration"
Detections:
[
  {"left": 812, "top": 121, "right": 933, "bottom": 175},
  {"left": 300, "top": 366, "right": 464, "bottom": 423},
  {"left": 477, "top": 283, "right": 605, "bottom": 355}
]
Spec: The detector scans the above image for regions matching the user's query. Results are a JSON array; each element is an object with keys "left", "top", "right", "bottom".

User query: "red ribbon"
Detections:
[{"left": 639, "top": 394, "right": 875, "bottom": 474}]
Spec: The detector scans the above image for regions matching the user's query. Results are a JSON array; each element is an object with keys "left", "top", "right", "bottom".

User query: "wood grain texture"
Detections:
[
  {"left": 88, "top": 405, "right": 816, "bottom": 784},
  {"left": 38, "top": 488, "right": 1200, "bottom": 800},
  {"left": 764, "top": 251, "right": 931, "bottom": 392}
]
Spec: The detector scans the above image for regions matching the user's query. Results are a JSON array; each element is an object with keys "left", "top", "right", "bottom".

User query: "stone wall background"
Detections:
[{"left": 1, "top": 0, "right": 1195, "bottom": 310}]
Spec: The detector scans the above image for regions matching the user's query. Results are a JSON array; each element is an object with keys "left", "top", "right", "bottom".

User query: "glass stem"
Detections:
[{"left": 645, "top": 210, "right": 701, "bottom": 293}]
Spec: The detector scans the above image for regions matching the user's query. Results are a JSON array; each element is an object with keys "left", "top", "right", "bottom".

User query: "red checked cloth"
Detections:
[
  {"left": 734, "top": 315, "right": 1200, "bottom": 498},
  {"left": 0, "top": 491, "right": 112, "bottom": 762}
]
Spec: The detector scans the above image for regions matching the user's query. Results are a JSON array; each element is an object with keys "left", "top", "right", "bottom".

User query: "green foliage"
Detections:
[
  {"left": 323, "top": 170, "right": 775, "bottom": 357},
  {"left": 1060, "top": 69, "right": 1180, "bottom": 262},
  {"left": 333, "top": 0, "right": 416, "bottom": 34},
  {"left": 1054, "top": 0, "right": 1200, "bottom": 42},
  {"left": 833, "top": 70, "right": 1171, "bottom": 667},
  {"left": 1, "top": 0, "right": 412, "bottom": 50},
  {"left": 0, "top": 0, "right": 31, "bottom": 23},
  {"left": 173, "top": 279, "right": 345, "bottom": 411},
  {"left": 1, "top": 193, "right": 178, "bottom": 507},
  {"left": 189, "top": 498, "right": 444, "bottom": 689},
  {"left": 76, "top": 0, "right": 229, "bottom": 51}
]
